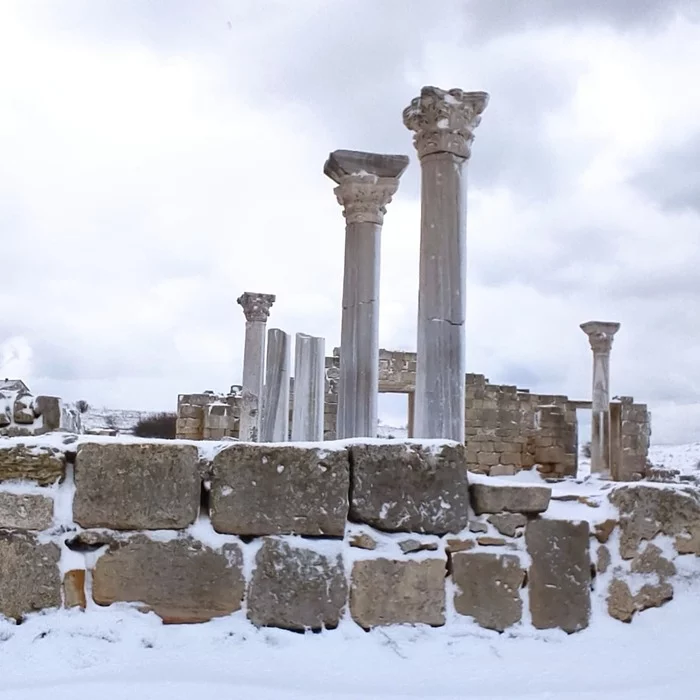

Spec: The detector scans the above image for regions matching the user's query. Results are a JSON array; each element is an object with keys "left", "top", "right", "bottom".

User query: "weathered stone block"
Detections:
[
  {"left": 34, "top": 396, "right": 62, "bottom": 432},
  {"left": 73, "top": 442, "right": 199, "bottom": 530},
  {"left": 247, "top": 538, "right": 346, "bottom": 630},
  {"left": 526, "top": 519, "right": 591, "bottom": 632},
  {"left": 350, "top": 442, "right": 469, "bottom": 534},
  {"left": 0, "top": 444, "right": 65, "bottom": 485},
  {"left": 91, "top": 536, "right": 244, "bottom": 623},
  {"left": 489, "top": 464, "right": 517, "bottom": 476},
  {"left": 0, "top": 492, "right": 53, "bottom": 530},
  {"left": 631, "top": 543, "right": 676, "bottom": 578},
  {"left": 452, "top": 552, "right": 525, "bottom": 631},
  {"left": 609, "top": 485, "right": 700, "bottom": 559},
  {"left": 350, "top": 558, "right": 445, "bottom": 628},
  {"left": 0, "top": 531, "right": 61, "bottom": 619},
  {"left": 63, "top": 569, "right": 86, "bottom": 608},
  {"left": 607, "top": 578, "right": 673, "bottom": 622},
  {"left": 488, "top": 512, "right": 527, "bottom": 537},
  {"left": 13, "top": 394, "right": 35, "bottom": 424},
  {"left": 471, "top": 481, "right": 551, "bottom": 515},
  {"left": 210, "top": 444, "right": 349, "bottom": 536}
]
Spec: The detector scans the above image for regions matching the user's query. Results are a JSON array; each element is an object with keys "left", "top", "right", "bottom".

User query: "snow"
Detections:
[{"left": 1, "top": 588, "right": 700, "bottom": 700}]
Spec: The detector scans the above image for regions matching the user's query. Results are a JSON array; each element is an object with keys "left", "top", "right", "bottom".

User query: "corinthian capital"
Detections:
[
  {"left": 403, "top": 86, "right": 489, "bottom": 160},
  {"left": 324, "top": 149, "right": 409, "bottom": 226},
  {"left": 580, "top": 321, "right": 621, "bottom": 354},
  {"left": 237, "top": 292, "right": 276, "bottom": 322}
]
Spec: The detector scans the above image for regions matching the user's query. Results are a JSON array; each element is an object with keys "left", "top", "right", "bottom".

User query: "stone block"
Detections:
[
  {"left": 91, "top": 536, "right": 244, "bottom": 623},
  {"left": 477, "top": 452, "right": 498, "bottom": 467},
  {"left": 607, "top": 578, "right": 673, "bottom": 622},
  {"left": 350, "top": 442, "right": 469, "bottom": 534},
  {"left": 13, "top": 394, "right": 35, "bottom": 424},
  {"left": 34, "top": 396, "right": 62, "bottom": 432},
  {"left": 247, "top": 538, "right": 346, "bottom": 631},
  {"left": 526, "top": 519, "right": 591, "bottom": 633},
  {"left": 470, "top": 481, "right": 551, "bottom": 515},
  {"left": 73, "top": 442, "right": 200, "bottom": 530},
  {"left": 0, "top": 444, "right": 65, "bottom": 485},
  {"left": 210, "top": 444, "right": 349, "bottom": 536},
  {"left": 63, "top": 569, "right": 86, "bottom": 608},
  {"left": 488, "top": 512, "right": 527, "bottom": 537},
  {"left": 609, "top": 485, "right": 700, "bottom": 559},
  {"left": 350, "top": 558, "right": 445, "bottom": 628},
  {"left": 630, "top": 543, "right": 676, "bottom": 578},
  {"left": 452, "top": 552, "right": 525, "bottom": 631},
  {"left": 0, "top": 531, "right": 61, "bottom": 620},
  {"left": 0, "top": 492, "right": 53, "bottom": 530},
  {"left": 500, "top": 452, "right": 523, "bottom": 467},
  {"left": 489, "top": 464, "right": 517, "bottom": 477}
]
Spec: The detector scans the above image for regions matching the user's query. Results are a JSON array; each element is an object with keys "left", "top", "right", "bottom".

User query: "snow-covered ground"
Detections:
[{"left": 2, "top": 589, "right": 700, "bottom": 700}]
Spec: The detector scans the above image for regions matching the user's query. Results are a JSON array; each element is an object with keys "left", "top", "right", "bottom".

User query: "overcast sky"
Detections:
[{"left": 1, "top": 0, "right": 699, "bottom": 444}]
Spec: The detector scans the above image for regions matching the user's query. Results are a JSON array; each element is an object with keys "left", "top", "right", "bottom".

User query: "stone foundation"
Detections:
[{"left": 0, "top": 434, "right": 695, "bottom": 633}]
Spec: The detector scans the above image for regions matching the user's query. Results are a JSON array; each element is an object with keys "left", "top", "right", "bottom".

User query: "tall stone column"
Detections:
[
  {"left": 580, "top": 321, "right": 621, "bottom": 475},
  {"left": 324, "top": 149, "right": 409, "bottom": 439},
  {"left": 237, "top": 291, "right": 275, "bottom": 441},
  {"left": 291, "top": 333, "right": 325, "bottom": 441},
  {"left": 403, "top": 86, "right": 489, "bottom": 441},
  {"left": 261, "top": 328, "right": 290, "bottom": 442}
]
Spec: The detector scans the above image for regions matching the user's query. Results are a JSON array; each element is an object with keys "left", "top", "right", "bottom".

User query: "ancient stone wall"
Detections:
[
  {"left": 0, "top": 387, "right": 81, "bottom": 437},
  {"left": 1, "top": 435, "right": 697, "bottom": 632},
  {"left": 176, "top": 390, "right": 242, "bottom": 441}
]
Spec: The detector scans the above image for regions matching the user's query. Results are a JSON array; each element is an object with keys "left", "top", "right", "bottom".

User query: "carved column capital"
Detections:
[
  {"left": 403, "top": 86, "right": 489, "bottom": 160},
  {"left": 324, "top": 149, "right": 409, "bottom": 226},
  {"left": 333, "top": 174, "right": 400, "bottom": 225},
  {"left": 237, "top": 292, "right": 276, "bottom": 322},
  {"left": 580, "top": 321, "right": 621, "bottom": 354}
]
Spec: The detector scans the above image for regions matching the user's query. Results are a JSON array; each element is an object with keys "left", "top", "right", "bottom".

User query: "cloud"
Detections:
[{"left": 1, "top": 1, "right": 700, "bottom": 446}]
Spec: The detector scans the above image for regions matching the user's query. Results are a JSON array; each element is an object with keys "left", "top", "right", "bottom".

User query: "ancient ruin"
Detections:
[{"left": 0, "top": 85, "right": 683, "bottom": 636}]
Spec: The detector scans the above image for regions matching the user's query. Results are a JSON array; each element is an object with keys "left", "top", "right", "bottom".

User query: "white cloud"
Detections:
[{"left": 0, "top": 1, "right": 699, "bottom": 444}]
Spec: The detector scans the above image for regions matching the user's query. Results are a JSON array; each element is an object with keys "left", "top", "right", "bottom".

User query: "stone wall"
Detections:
[
  {"left": 1, "top": 435, "right": 697, "bottom": 632},
  {"left": 176, "top": 390, "right": 242, "bottom": 441},
  {"left": 611, "top": 397, "right": 651, "bottom": 481},
  {"left": 0, "top": 387, "right": 81, "bottom": 437}
]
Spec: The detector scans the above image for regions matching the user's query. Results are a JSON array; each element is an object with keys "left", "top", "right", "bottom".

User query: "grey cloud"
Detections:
[
  {"left": 463, "top": 0, "right": 699, "bottom": 38},
  {"left": 632, "top": 133, "right": 700, "bottom": 214}
]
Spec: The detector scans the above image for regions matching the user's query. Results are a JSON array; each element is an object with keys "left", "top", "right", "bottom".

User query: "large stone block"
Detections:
[
  {"left": 247, "top": 538, "right": 346, "bottom": 631},
  {"left": 609, "top": 485, "right": 700, "bottom": 559},
  {"left": 91, "top": 536, "right": 244, "bottom": 623},
  {"left": 350, "top": 442, "right": 469, "bottom": 534},
  {"left": 0, "top": 492, "right": 54, "bottom": 530},
  {"left": 452, "top": 552, "right": 525, "bottom": 631},
  {"left": 73, "top": 442, "right": 200, "bottom": 529},
  {"left": 0, "top": 444, "right": 65, "bottom": 485},
  {"left": 471, "top": 481, "right": 551, "bottom": 515},
  {"left": 210, "top": 444, "right": 349, "bottom": 536},
  {"left": 526, "top": 519, "right": 591, "bottom": 633},
  {"left": 0, "top": 531, "right": 61, "bottom": 619},
  {"left": 350, "top": 558, "right": 445, "bottom": 628},
  {"left": 607, "top": 578, "right": 673, "bottom": 622}
]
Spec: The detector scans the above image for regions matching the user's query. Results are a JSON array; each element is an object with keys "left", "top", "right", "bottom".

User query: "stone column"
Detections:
[
  {"left": 324, "top": 150, "right": 409, "bottom": 439},
  {"left": 260, "top": 328, "right": 290, "bottom": 442},
  {"left": 403, "top": 86, "right": 489, "bottom": 441},
  {"left": 237, "top": 292, "right": 275, "bottom": 441},
  {"left": 580, "top": 321, "right": 620, "bottom": 475},
  {"left": 291, "top": 333, "right": 325, "bottom": 441}
]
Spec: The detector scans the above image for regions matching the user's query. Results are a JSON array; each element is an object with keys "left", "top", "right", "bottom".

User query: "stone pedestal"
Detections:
[
  {"left": 237, "top": 292, "right": 275, "bottom": 441},
  {"left": 325, "top": 150, "right": 409, "bottom": 439},
  {"left": 261, "top": 328, "right": 290, "bottom": 442},
  {"left": 291, "top": 333, "right": 325, "bottom": 441},
  {"left": 403, "top": 86, "right": 488, "bottom": 442},
  {"left": 580, "top": 321, "right": 620, "bottom": 475}
]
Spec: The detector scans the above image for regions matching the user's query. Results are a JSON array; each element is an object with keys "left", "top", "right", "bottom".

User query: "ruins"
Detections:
[{"left": 0, "top": 86, "right": 677, "bottom": 634}]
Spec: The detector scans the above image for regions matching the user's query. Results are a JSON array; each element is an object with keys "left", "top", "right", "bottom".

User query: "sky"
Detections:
[{"left": 1, "top": 0, "right": 700, "bottom": 444}]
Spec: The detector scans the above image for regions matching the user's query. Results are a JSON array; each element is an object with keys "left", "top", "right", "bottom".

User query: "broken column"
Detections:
[
  {"left": 291, "top": 333, "right": 325, "bottom": 441},
  {"left": 580, "top": 321, "right": 620, "bottom": 475},
  {"left": 403, "top": 86, "right": 489, "bottom": 441},
  {"left": 261, "top": 328, "right": 290, "bottom": 442},
  {"left": 324, "top": 149, "right": 409, "bottom": 439},
  {"left": 236, "top": 292, "right": 276, "bottom": 441}
]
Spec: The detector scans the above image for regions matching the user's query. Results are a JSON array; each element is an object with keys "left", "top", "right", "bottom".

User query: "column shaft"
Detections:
[
  {"left": 415, "top": 152, "right": 467, "bottom": 441},
  {"left": 261, "top": 328, "right": 290, "bottom": 442},
  {"left": 239, "top": 320, "right": 266, "bottom": 441},
  {"left": 338, "top": 220, "right": 380, "bottom": 438},
  {"left": 291, "top": 333, "right": 325, "bottom": 441}
]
